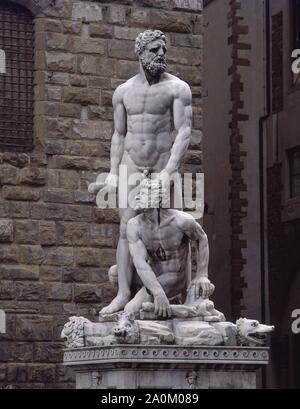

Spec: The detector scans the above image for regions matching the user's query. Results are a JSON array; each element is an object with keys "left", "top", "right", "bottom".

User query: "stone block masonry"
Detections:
[
  {"left": 0, "top": 0, "right": 203, "bottom": 388},
  {"left": 227, "top": 0, "right": 250, "bottom": 319}
]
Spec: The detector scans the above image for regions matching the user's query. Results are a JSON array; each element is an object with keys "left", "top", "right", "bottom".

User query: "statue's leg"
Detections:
[
  {"left": 124, "top": 287, "right": 152, "bottom": 316},
  {"left": 125, "top": 272, "right": 186, "bottom": 316},
  {"left": 158, "top": 272, "right": 186, "bottom": 299},
  {"left": 100, "top": 207, "right": 137, "bottom": 314}
]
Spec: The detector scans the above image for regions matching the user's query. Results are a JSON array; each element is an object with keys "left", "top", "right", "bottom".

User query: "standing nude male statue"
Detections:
[{"left": 89, "top": 30, "right": 193, "bottom": 315}]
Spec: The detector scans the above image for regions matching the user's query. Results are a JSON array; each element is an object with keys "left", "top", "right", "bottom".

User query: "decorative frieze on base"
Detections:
[{"left": 63, "top": 345, "right": 270, "bottom": 389}]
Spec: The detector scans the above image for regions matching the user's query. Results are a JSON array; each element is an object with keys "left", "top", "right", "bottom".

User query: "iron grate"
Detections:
[{"left": 0, "top": 1, "right": 34, "bottom": 152}]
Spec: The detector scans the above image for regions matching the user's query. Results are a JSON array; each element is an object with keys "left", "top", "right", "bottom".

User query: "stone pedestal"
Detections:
[{"left": 63, "top": 345, "right": 270, "bottom": 389}]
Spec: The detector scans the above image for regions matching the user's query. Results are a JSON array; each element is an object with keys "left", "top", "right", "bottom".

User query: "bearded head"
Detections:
[
  {"left": 135, "top": 177, "right": 169, "bottom": 211},
  {"left": 135, "top": 29, "right": 167, "bottom": 76}
]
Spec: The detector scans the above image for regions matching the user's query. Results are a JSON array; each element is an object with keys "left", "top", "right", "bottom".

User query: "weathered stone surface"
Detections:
[
  {"left": 74, "top": 191, "right": 95, "bottom": 204},
  {"left": 35, "top": 18, "right": 63, "bottom": 33},
  {"left": 63, "top": 88, "right": 100, "bottom": 105},
  {"left": 44, "top": 247, "right": 74, "bottom": 266},
  {"left": 94, "top": 208, "right": 119, "bottom": 223},
  {"left": 59, "top": 103, "right": 81, "bottom": 118},
  {"left": 58, "top": 222, "right": 89, "bottom": 246},
  {"left": 62, "top": 20, "right": 82, "bottom": 35},
  {"left": 18, "top": 245, "right": 45, "bottom": 265},
  {"left": 19, "top": 167, "right": 47, "bottom": 186},
  {"left": 42, "top": 190, "right": 74, "bottom": 204},
  {"left": 108, "top": 39, "right": 136, "bottom": 60},
  {"left": 96, "top": 58, "right": 117, "bottom": 77},
  {"left": 89, "top": 24, "right": 113, "bottom": 39},
  {"left": 58, "top": 170, "right": 80, "bottom": 189},
  {"left": 183, "top": 150, "right": 202, "bottom": 165},
  {"left": 0, "top": 265, "right": 39, "bottom": 281},
  {"left": 16, "top": 316, "right": 53, "bottom": 341},
  {"left": 35, "top": 101, "right": 60, "bottom": 117},
  {"left": 34, "top": 343, "right": 63, "bottom": 363},
  {"left": 173, "top": 0, "right": 202, "bottom": 11},
  {"left": 76, "top": 248, "right": 116, "bottom": 268},
  {"left": 114, "top": 26, "right": 141, "bottom": 41},
  {"left": 14, "top": 220, "right": 39, "bottom": 244},
  {"left": 71, "top": 120, "right": 112, "bottom": 140},
  {"left": 40, "top": 300, "right": 64, "bottom": 314},
  {"left": 64, "top": 205, "right": 93, "bottom": 222},
  {"left": 168, "top": 46, "right": 201, "bottom": 65},
  {"left": 90, "top": 224, "right": 116, "bottom": 248},
  {"left": 89, "top": 77, "right": 111, "bottom": 89},
  {"left": 46, "top": 52, "right": 76, "bottom": 72},
  {"left": 47, "top": 72, "right": 70, "bottom": 86},
  {"left": 0, "top": 246, "right": 18, "bottom": 263},
  {"left": 0, "top": 342, "right": 34, "bottom": 362},
  {"left": 40, "top": 266, "right": 62, "bottom": 282},
  {"left": 129, "top": 8, "right": 148, "bottom": 26},
  {"left": 44, "top": 0, "right": 72, "bottom": 19},
  {"left": 72, "top": 2, "right": 103, "bottom": 22},
  {"left": 31, "top": 204, "right": 64, "bottom": 221},
  {"left": 74, "top": 284, "right": 102, "bottom": 303},
  {"left": 151, "top": 10, "right": 193, "bottom": 33},
  {"left": 170, "top": 33, "right": 202, "bottom": 48},
  {"left": 71, "top": 38, "right": 106, "bottom": 55},
  {"left": 2, "top": 152, "right": 29, "bottom": 167},
  {"left": 7, "top": 364, "right": 27, "bottom": 382},
  {"left": 107, "top": 5, "right": 126, "bottom": 25},
  {"left": 44, "top": 117, "right": 73, "bottom": 138},
  {"left": 16, "top": 283, "right": 46, "bottom": 301},
  {"left": 62, "top": 267, "right": 89, "bottom": 283},
  {"left": 45, "top": 32, "right": 68, "bottom": 50},
  {"left": 0, "top": 219, "right": 13, "bottom": 243},
  {"left": 88, "top": 268, "right": 109, "bottom": 283},
  {"left": 3, "top": 186, "right": 40, "bottom": 201},
  {"left": 55, "top": 156, "right": 90, "bottom": 170},
  {"left": 169, "top": 64, "right": 201, "bottom": 85},
  {"left": 0, "top": 281, "right": 15, "bottom": 300},
  {"left": 45, "top": 139, "right": 65, "bottom": 155},
  {"left": 9, "top": 202, "right": 29, "bottom": 219},
  {"left": 75, "top": 248, "right": 101, "bottom": 267},
  {"left": 48, "top": 284, "right": 72, "bottom": 301},
  {"left": 117, "top": 60, "right": 139, "bottom": 79},
  {"left": 28, "top": 365, "right": 56, "bottom": 383},
  {"left": 0, "top": 200, "right": 9, "bottom": 218},
  {"left": 68, "top": 77, "right": 87, "bottom": 90},
  {"left": 39, "top": 222, "right": 57, "bottom": 245},
  {"left": 78, "top": 55, "right": 97, "bottom": 75},
  {"left": 0, "top": 164, "right": 18, "bottom": 185}
]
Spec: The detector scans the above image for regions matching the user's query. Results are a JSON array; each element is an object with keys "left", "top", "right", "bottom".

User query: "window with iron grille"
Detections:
[
  {"left": 288, "top": 146, "right": 300, "bottom": 198},
  {"left": 293, "top": 0, "right": 300, "bottom": 50},
  {"left": 0, "top": 1, "right": 34, "bottom": 152}
]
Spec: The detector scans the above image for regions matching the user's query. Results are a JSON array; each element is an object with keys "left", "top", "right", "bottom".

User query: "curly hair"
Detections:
[{"left": 135, "top": 29, "right": 167, "bottom": 56}]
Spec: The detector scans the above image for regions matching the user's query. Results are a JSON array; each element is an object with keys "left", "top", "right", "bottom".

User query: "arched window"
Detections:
[{"left": 0, "top": 0, "right": 34, "bottom": 152}]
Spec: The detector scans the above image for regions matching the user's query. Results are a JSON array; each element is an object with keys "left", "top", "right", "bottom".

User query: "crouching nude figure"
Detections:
[{"left": 120, "top": 178, "right": 223, "bottom": 320}]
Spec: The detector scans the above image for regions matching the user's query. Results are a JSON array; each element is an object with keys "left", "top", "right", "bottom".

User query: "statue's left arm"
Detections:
[
  {"left": 177, "top": 213, "right": 214, "bottom": 299},
  {"left": 163, "top": 81, "right": 192, "bottom": 176}
]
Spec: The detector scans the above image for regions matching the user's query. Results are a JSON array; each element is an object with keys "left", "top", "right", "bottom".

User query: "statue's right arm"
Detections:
[
  {"left": 127, "top": 219, "right": 166, "bottom": 297},
  {"left": 110, "top": 85, "right": 127, "bottom": 176}
]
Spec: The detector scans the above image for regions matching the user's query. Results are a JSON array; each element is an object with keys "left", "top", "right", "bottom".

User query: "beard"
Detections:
[{"left": 140, "top": 55, "right": 167, "bottom": 76}]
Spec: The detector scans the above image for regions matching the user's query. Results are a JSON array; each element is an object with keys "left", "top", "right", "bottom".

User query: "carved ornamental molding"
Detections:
[{"left": 64, "top": 345, "right": 270, "bottom": 366}]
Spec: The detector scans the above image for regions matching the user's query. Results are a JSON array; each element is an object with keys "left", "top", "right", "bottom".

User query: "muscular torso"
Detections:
[
  {"left": 122, "top": 73, "right": 178, "bottom": 171},
  {"left": 137, "top": 212, "right": 189, "bottom": 277}
]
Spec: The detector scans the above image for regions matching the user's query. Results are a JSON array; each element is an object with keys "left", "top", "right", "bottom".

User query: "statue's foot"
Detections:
[{"left": 100, "top": 294, "right": 131, "bottom": 315}]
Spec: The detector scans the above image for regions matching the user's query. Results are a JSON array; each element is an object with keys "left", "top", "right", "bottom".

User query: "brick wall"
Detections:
[
  {"left": 227, "top": 0, "right": 250, "bottom": 319},
  {"left": 0, "top": 0, "right": 203, "bottom": 388}
]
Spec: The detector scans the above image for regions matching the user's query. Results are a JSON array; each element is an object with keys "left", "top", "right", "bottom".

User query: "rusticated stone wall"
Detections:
[{"left": 0, "top": 0, "right": 203, "bottom": 388}]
